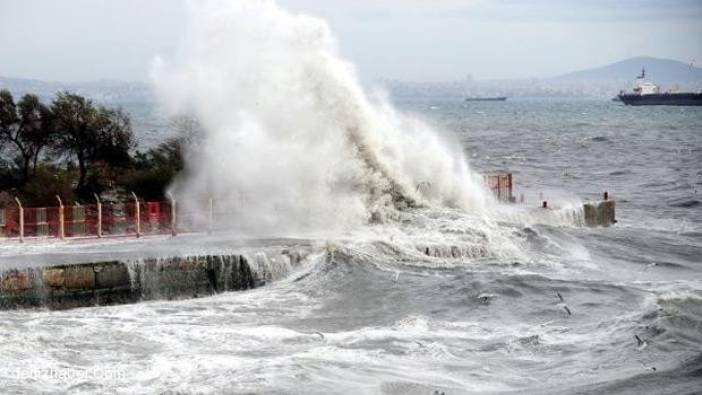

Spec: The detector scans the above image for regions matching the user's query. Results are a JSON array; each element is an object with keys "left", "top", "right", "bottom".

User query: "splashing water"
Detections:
[
  {"left": 3, "top": 4, "right": 700, "bottom": 392},
  {"left": 153, "top": 0, "right": 490, "bottom": 234}
]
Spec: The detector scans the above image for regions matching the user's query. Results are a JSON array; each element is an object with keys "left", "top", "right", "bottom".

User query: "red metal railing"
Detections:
[
  {"left": 1, "top": 173, "right": 517, "bottom": 241},
  {"left": 0, "top": 200, "right": 175, "bottom": 241}
]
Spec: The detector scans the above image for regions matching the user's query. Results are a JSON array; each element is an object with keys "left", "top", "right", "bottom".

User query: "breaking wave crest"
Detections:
[
  {"left": 150, "top": 0, "right": 592, "bottom": 270},
  {"left": 153, "top": 0, "right": 490, "bottom": 234}
]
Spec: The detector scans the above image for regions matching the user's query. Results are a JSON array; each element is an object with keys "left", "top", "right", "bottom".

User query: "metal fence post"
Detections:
[
  {"left": 131, "top": 192, "right": 140, "bottom": 238},
  {"left": 14, "top": 197, "right": 23, "bottom": 243},
  {"left": 166, "top": 192, "right": 177, "bottom": 236},
  {"left": 56, "top": 195, "right": 65, "bottom": 240},
  {"left": 94, "top": 193, "right": 102, "bottom": 238}
]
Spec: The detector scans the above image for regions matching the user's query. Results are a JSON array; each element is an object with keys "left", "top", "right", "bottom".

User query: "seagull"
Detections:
[
  {"left": 556, "top": 291, "right": 572, "bottom": 316},
  {"left": 562, "top": 305, "right": 572, "bottom": 316},
  {"left": 635, "top": 334, "right": 647, "bottom": 349}
]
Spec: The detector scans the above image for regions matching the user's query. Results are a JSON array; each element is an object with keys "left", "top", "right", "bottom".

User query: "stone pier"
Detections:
[{"left": 0, "top": 247, "right": 308, "bottom": 310}]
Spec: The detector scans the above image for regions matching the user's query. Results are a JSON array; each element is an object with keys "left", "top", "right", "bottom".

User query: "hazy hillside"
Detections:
[
  {"left": 3, "top": 57, "right": 701, "bottom": 101},
  {"left": 385, "top": 57, "right": 702, "bottom": 98},
  {"left": 555, "top": 56, "right": 702, "bottom": 83},
  {"left": 0, "top": 77, "right": 152, "bottom": 103}
]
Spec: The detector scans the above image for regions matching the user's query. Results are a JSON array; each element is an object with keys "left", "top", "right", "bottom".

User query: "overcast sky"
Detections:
[{"left": 1, "top": 0, "right": 700, "bottom": 82}]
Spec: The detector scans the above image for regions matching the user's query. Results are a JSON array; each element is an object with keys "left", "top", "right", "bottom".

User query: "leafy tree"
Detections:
[
  {"left": 0, "top": 90, "right": 18, "bottom": 189},
  {"left": 0, "top": 90, "right": 192, "bottom": 205},
  {"left": 17, "top": 94, "right": 54, "bottom": 179},
  {"left": 21, "top": 164, "right": 76, "bottom": 207},
  {"left": 121, "top": 137, "right": 185, "bottom": 200},
  {"left": 50, "top": 92, "right": 134, "bottom": 198},
  {"left": 0, "top": 90, "right": 53, "bottom": 185},
  {"left": 0, "top": 90, "right": 18, "bottom": 146}
]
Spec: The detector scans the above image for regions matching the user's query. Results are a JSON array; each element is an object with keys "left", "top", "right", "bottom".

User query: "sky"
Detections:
[{"left": 0, "top": 0, "right": 700, "bottom": 82}]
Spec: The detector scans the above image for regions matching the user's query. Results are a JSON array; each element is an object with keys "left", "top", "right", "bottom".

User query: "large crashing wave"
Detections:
[{"left": 153, "top": 0, "right": 490, "bottom": 233}]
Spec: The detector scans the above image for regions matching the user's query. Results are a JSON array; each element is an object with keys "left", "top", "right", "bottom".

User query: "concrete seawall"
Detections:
[
  {"left": 0, "top": 196, "right": 617, "bottom": 310},
  {"left": 583, "top": 200, "right": 616, "bottom": 227},
  {"left": 0, "top": 248, "right": 308, "bottom": 310}
]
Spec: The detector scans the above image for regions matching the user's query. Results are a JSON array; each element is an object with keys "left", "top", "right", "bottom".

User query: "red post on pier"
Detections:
[
  {"left": 94, "top": 194, "right": 102, "bottom": 238},
  {"left": 131, "top": 192, "right": 140, "bottom": 238},
  {"left": 166, "top": 192, "right": 177, "bottom": 237},
  {"left": 56, "top": 195, "right": 65, "bottom": 240},
  {"left": 14, "top": 197, "right": 24, "bottom": 243}
]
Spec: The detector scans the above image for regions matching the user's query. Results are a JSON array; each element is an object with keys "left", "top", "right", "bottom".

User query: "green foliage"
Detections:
[
  {"left": 50, "top": 91, "right": 135, "bottom": 198},
  {"left": 120, "top": 138, "right": 185, "bottom": 200},
  {"left": 20, "top": 164, "right": 77, "bottom": 207},
  {"left": 0, "top": 90, "right": 54, "bottom": 184},
  {"left": 0, "top": 90, "right": 185, "bottom": 206},
  {"left": 0, "top": 90, "right": 19, "bottom": 135}
]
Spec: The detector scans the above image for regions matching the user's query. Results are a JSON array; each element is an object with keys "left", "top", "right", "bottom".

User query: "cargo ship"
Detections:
[
  {"left": 465, "top": 96, "right": 507, "bottom": 102},
  {"left": 617, "top": 69, "right": 702, "bottom": 106}
]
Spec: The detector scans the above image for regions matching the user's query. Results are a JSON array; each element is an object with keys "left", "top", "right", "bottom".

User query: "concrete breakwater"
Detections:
[
  {"left": 0, "top": 248, "right": 308, "bottom": 310},
  {"left": 583, "top": 200, "right": 616, "bottom": 227}
]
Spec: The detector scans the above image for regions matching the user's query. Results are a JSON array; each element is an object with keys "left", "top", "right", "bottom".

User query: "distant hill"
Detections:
[
  {"left": 0, "top": 77, "right": 151, "bottom": 103},
  {"left": 555, "top": 56, "right": 702, "bottom": 84},
  {"left": 3, "top": 56, "right": 701, "bottom": 101},
  {"left": 0, "top": 76, "right": 50, "bottom": 92}
]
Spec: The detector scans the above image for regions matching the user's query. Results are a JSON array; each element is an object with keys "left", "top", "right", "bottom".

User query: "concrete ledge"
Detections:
[
  {"left": 94, "top": 261, "right": 130, "bottom": 289},
  {"left": 0, "top": 248, "right": 309, "bottom": 310},
  {"left": 584, "top": 200, "right": 616, "bottom": 227},
  {"left": 1, "top": 270, "right": 33, "bottom": 292}
]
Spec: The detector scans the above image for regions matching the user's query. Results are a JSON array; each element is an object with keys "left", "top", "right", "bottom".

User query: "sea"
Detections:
[{"left": 1, "top": 97, "right": 701, "bottom": 394}]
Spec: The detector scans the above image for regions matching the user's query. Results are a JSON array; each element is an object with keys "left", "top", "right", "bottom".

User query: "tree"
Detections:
[
  {"left": 51, "top": 91, "right": 134, "bottom": 198},
  {"left": 0, "top": 90, "right": 53, "bottom": 185},
  {"left": 0, "top": 90, "right": 16, "bottom": 159},
  {"left": 122, "top": 137, "right": 185, "bottom": 200},
  {"left": 0, "top": 90, "right": 18, "bottom": 145},
  {"left": 17, "top": 94, "right": 54, "bottom": 180},
  {"left": 0, "top": 90, "right": 19, "bottom": 188}
]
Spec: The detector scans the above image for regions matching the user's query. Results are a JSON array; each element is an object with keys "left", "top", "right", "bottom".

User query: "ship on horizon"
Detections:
[
  {"left": 617, "top": 68, "right": 702, "bottom": 106},
  {"left": 465, "top": 96, "right": 507, "bottom": 102}
]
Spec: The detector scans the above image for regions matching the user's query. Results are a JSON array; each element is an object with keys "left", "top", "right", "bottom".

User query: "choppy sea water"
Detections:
[{"left": 1, "top": 97, "right": 701, "bottom": 394}]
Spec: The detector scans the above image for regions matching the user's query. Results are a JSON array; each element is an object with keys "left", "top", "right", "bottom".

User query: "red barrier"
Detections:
[
  {"left": 2, "top": 208, "right": 20, "bottom": 237},
  {"left": 0, "top": 182, "right": 517, "bottom": 242},
  {"left": 0, "top": 200, "right": 175, "bottom": 241},
  {"left": 484, "top": 173, "right": 513, "bottom": 202}
]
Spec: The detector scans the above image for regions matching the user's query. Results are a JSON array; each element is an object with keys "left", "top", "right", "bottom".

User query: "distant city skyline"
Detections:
[{"left": 0, "top": 0, "right": 700, "bottom": 83}]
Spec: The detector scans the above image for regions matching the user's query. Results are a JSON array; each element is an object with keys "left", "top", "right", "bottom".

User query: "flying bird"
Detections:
[
  {"left": 562, "top": 305, "right": 572, "bottom": 316},
  {"left": 556, "top": 291, "right": 572, "bottom": 316}
]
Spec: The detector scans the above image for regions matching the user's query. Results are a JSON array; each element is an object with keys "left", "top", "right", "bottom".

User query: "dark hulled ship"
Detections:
[
  {"left": 617, "top": 69, "right": 702, "bottom": 106},
  {"left": 465, "top": 96, "right": 507, "bottom": 102}
]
